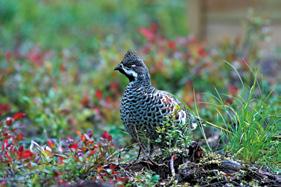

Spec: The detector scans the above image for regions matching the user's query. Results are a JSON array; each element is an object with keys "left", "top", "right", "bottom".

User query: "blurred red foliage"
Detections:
[{"left": 101, "top": 131, "right": 112, "bottom": 141}]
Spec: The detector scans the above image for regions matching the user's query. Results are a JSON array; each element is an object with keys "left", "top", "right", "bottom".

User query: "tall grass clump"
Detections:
[{"left": 205, "top": 73, "right": 280, "bottom": 172}]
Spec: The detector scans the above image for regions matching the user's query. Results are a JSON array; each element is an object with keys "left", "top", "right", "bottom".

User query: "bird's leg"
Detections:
[
  {"left": 136, "top": 146, "right": 142, "bottom": 160},
  {"left": 149, "top": 143, "right": 154, "bottom": 157},
  {"left": 133, "top": 125, "right": 148, "bottom": 161}
]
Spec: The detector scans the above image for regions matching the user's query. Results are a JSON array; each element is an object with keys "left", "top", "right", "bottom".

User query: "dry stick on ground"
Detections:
[{"left": 170, "top": 154, "right": 176, "bottom": 177}]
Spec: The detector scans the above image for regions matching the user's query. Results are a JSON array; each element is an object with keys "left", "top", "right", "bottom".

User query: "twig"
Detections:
[{"left": 170, "top": 154, "right": 176, "bottom": 177}]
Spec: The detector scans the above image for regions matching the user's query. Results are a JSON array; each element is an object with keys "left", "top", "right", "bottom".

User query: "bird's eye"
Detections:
[{"left": 131, "top": 64, "right": 136, "bottom": 68}]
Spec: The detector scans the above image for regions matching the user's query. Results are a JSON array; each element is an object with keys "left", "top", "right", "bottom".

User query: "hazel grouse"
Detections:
[{"left": 114, "top": 51, "right": 197, "bottom": 152}]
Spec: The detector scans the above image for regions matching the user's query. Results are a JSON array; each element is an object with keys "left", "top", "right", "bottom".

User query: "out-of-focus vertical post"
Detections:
[{"left": 188, "top": 0, "right": 206, "bottom": 40}]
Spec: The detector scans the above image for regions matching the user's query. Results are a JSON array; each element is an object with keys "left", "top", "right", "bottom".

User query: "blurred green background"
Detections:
[{"left": 0, "top": 0, "right": 188, "bottom": 50}]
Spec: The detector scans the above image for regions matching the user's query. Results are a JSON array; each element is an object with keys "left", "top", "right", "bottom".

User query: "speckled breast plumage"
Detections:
[{"left": 120, "top": 80, "right": 191, "bottom": 143}]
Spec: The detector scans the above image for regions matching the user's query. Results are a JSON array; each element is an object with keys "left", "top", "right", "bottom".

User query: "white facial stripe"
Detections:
[{"left": 122, "top": 66, "right": 138, "bottom": 78}]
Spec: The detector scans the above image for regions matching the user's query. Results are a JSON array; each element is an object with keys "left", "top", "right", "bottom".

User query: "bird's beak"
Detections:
[{"left": 114, "top": 63, "right": 122, "bottom": 71}]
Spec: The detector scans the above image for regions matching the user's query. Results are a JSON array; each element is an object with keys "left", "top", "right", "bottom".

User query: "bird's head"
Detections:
[{"left": 114, "top": 50, "right": 150, "bottom": 82}]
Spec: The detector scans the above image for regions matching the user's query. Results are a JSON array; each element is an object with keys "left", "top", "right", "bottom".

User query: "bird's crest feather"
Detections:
[{"left": 122, "top": 50, "right": 143, "bottom": 64}]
